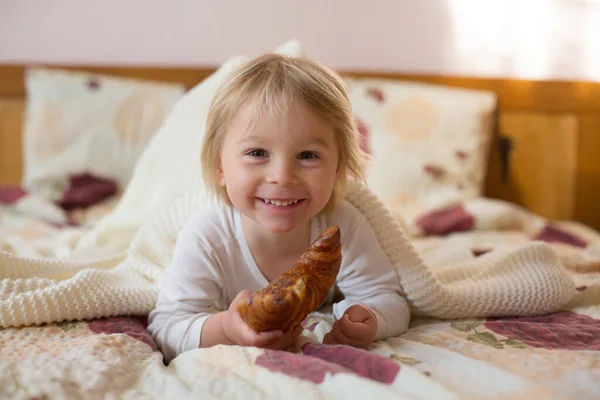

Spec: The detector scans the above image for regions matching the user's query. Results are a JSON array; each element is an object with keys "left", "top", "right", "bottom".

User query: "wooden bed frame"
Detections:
[{"left": 1, "top": 64, "right": 599, "bottom": 230}]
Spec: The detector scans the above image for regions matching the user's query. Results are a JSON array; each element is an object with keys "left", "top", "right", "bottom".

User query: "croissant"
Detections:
[{"left": 237, "top": 225, "right": 342, "bottom": 332}]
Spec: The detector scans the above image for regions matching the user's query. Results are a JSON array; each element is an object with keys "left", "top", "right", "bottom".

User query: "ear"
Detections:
[
  {"left": 335, "top": 161, "right": 342, "bottom": 179},
  {"left": 217, "top": 164, "right": 226, "bottom": 186}
]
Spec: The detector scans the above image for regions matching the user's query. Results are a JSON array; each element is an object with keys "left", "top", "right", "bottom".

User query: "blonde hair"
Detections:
[{"left": 201, "top": 53, "right": 366, "bottom": 212}]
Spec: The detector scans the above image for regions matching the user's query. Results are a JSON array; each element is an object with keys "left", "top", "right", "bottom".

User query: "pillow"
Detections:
[
  {"left": 22, "top": 67, "right": 186, "bottom": 201},
  {"left": 0, "top": 184, "right": 68, "bottom": 226},
  {"left": 345, "top": 77, "right": 497, "bottom": 227}
]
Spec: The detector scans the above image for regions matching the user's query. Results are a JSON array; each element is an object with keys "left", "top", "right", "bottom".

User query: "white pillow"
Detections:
[
  {"left": 346, "top": 77, "right": 497, "bottom": 227},
  {"left": 22, "top": 68, "right": 186, "bottom": 200}
]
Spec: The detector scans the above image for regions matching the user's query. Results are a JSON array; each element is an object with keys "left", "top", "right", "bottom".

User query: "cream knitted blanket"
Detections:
[{"left": 0, "top": 40, "right": 576, "bottom": 329}]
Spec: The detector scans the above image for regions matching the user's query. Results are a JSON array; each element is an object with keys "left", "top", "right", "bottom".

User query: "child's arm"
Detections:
[
  {"left": 200, "top": 312, "right": 234, "bottom": 347},
  {"left": 331, "top": 216, "right": 411, "bottom": 342},
  {"left": 147, "top": 225, "right": 225, "bottom": 362}
]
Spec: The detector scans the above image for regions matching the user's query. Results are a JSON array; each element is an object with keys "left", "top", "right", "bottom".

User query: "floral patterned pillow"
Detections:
[
  {"left": 346, "top": 77, "right": 497, "bottom": 227},
  {"left": 22, "top": 67, "right": 185, "bottom": 200}
]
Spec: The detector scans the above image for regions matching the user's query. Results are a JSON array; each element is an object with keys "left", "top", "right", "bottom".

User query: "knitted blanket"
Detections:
[{"left": 0, "top": 40, "right": 576, "bottom": 329}]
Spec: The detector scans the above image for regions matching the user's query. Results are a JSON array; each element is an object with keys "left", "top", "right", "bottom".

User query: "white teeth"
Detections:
[{"left": 263, "top": 199, "right": 299, "bottom": 206}]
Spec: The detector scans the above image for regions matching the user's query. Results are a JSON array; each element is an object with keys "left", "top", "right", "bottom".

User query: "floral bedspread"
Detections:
[
  {"left": 1, "top": 301, "right": 599, "bottom": 399},
  {"left": 1, "top": 193, "right": 599, "bottom": 399}
]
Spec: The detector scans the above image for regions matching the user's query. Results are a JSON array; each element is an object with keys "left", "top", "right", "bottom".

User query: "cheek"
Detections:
[
  {"left": 309, "top": 165, "right": 338, "bottom": 192},
  {"left": 222, "top": 162, "right": 257, "bottom": 186},
  {"left": 217, "top": 153, "right": 242, "bottom": 186}
]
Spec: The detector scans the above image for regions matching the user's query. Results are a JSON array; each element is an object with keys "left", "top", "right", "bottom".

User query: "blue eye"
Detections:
[
  {"left": 298, "top": 151, "right": 319, "bottom": 160},
  {"left": 247, "top": 149, "right": 268, "bottom": 157}
]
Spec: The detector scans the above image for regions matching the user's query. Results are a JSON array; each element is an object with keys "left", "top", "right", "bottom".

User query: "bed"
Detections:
[{"left": 1, "top": 43, "right": 600, "bottom": 399}]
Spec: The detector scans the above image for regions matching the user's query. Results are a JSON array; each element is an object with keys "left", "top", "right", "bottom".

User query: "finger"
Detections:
[
  {"left": 323, "top": 332, "right": 335, "bottom": 345},
  {"left": 290, "top": 325, "right": 304, "bottom": 338},
  {"left": 340, "top": 315, "right": 374, "bottom": 341},
  {"left": 330, "top": 323, "right": 369, "bottom": 349},
  {"left": 331, "top": 319, "right": 342, "bottom": 333},
  {"left": 329, "top": 324, "right": 349, "bottom": 344},
  {"left": 345, "top": 305, "right": 374, "bottom": 323},
  {"left": 241, "top": 322, "right": 302, "bottom": 348},
  {"left": 328, "top": 319, "right": 344, "bottom": 339},
  {"left": 230, "top": 292, "right": 251, "bottom": 311},
  {"left": 231, "top": 290, "right": 252, "bottom": 306},
  {"left": 273, "top": 325, "right": 302, "bottom": 340},
  {"left": 243, "top": 328, "right": 283, "bottom": 347},
  {"left": 270, "top": 325, "right": 302, "bottom": 345},
  {"left": 266, "top": 326, "right": 304, "bottom": 350}
]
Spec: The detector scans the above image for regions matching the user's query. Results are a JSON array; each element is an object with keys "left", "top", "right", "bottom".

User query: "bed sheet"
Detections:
[
  {"left": 1, "top": 197, "right": 599, "bottom": 399},
  {"left": 1, "top": 262, "right": 598, "bottom": 399}
]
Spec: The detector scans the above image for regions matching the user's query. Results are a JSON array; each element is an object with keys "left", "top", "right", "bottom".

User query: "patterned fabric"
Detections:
[
  {"left": 0, "top": 181, "right": 120, "bottom": 258},
  {"left": 57, "top": 173, "right": 118, "bottom": 211},
  {"left": 0, "top": 184, "right": 68, "bottom": 227},
  {"left": 409, "top": 197, "right": 600, "bottom": 274},
  {"left": 0, "top": 286, "right": 598, "bottom": 399},
  {"left": 346, "top": 77, "right": 497, "bottom": 226},
  {"left": 22, "top": 67, "right": 185, "bottom": 201}
]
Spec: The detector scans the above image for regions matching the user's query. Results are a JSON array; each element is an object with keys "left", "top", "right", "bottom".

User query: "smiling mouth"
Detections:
[{"left": 259, "top": 198, "right": 304, "bottom": 207}]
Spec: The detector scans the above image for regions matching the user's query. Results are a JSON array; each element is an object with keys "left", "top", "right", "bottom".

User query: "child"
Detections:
[{"left": 148, "top": 53, "right": 410, "bottom": 362}]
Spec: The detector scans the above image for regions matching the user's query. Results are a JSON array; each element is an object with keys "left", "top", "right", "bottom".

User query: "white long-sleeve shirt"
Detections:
[{"left": 147, "top": 199, "right": 410, "bottom": 362}]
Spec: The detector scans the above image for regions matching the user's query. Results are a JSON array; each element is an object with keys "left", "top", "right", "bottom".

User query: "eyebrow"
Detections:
[
  {"left": 237, "top": 135, "right": 331, "bottom": 148},
  {"left": 237, "top": 135, "right": 266, "bottom": 145}
]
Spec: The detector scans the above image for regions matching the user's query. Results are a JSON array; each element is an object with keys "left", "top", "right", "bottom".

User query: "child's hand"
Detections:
[
  {"left": 323, "top": 304, "right": 377, "bottom": 349},
  {"left": 222, "top": 290, "right": 303, "bottom": 350}
]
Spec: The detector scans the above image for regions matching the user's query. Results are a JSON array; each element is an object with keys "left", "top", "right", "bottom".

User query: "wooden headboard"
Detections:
[{"left": 1, "top": 64, "right": 599, "bottom": 230}]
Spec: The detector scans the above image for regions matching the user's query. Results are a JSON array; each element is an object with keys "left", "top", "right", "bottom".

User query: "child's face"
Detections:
[{"left": 218, "top": 101, "right": 339, "bottom": 234}]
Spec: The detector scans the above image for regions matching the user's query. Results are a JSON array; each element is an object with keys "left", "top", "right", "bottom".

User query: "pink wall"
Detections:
[{"left": 1, "top": 0, "right": 599, "bottom": 81}]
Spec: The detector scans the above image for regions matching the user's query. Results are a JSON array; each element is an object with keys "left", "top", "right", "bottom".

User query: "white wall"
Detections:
[{"left": 1, "top": 0, "right": 599, "bottom": 81}]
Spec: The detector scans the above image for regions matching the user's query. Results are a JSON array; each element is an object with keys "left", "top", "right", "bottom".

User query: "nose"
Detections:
[{"left": 266, "top": 158, "right": 297, "bottom": 187}]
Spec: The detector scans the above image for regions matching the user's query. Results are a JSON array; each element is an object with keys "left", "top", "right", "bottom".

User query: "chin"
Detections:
[
  {"left": 257, "top": 213, "right": 314, "bottom": 233},
  {"left": 260, "top": 221, "right": 300, "bottom": 234}
]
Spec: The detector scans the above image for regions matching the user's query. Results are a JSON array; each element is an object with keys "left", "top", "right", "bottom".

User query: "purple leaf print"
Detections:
[
  {"left": 472, "top": 248, "right": 492, "bottom": 257},
  {"left": 87, "top": 78, "right": 101, "bottom": 90},
  {"left": 88, "top": 316, "right": 158, "bottom": 351},
  {"left": 366, "top": 87, "right": 384, "bottom": 103},
  {"left": 256, "top": 349, "right": 353, "bottom": 384},
  {"left": 256, "top": 344, "right": 401, "bottom": 385},
  {"left": 455, "top": 150, "right": 469, "bottom": 160},
  {"left": 533, "top": 224, "right": 588, "bottom": 248},
  {"left": 58, "top": 173, "right": 118, "bottom": 211},
  {"left": 302, "top": 343, "right": 400, "bottom": 384},
  {"left": 416, "top": 204, "right": 475, "bottom": 236},
  {"left": 0, "top": 185, "right": 28, "bottom": 204},
  {"left": 484, "top": 311, "right": 600, "bottom": 351},
  {"left": 423, "top": 164, "right": 446, "bottom": 179}
]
